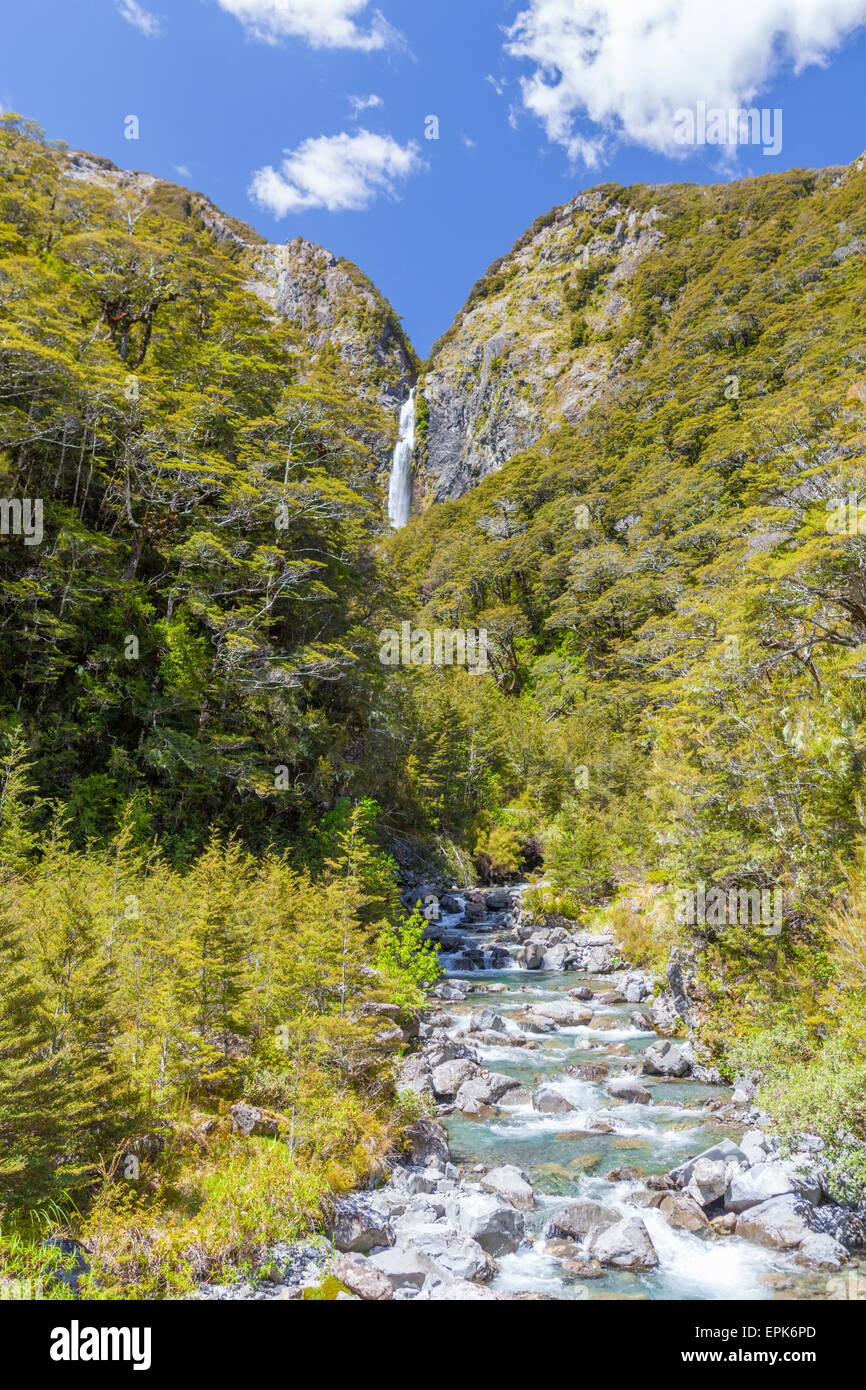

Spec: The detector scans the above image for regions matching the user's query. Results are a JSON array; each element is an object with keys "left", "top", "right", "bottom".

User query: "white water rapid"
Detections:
[{"left": 387, "top": 389, "right": 416, "bottom": 529}]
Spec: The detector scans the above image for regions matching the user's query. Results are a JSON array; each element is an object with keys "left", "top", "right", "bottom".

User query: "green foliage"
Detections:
[{"left": 373, "top": 907, "right": 442, "bottom": 1011}]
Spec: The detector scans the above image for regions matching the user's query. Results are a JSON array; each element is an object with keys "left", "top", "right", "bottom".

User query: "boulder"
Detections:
[
  {"left": 642, "top": 1039, "right": 696, "bottom": 1077},
  {"left": 400, "top": 1225, "right": 494, "bottom": 1284},
  {"left": 607, "top": 1076, "right": 652, "bottom": 1105},
  {"left": 669, "top": 1140, "right": 748, "bottom": 1188},
  {"left": 467, "top": 1008, "right": 506, "bottom": 1034},
  {"left": 541, "top": 944, "right": 573, "bottom": 971},
  {"left": 591, "top": 1218, "right": 659, "bottom": 1270},
  {"left": 654, "top": 1192, "right": 712, "bottom": 1237},
  {"left": 331, "top": 1253, "right": 393, "bottom": 1301},
  {"left": 528, "top": 999, "right": 594, "bottom": 1026},
  {"left": 545, "top": 1202, "right": 620, "bottom": 1242},
  {"left": 568, "top": 986, "right": 594, "bottom": 1001},
  {"left": 736, "top": 1194, "right": 815, "bottom": 1250},
  {"left": 431, "top": 1059, "right": 479, "bottom": 1099},
  {"left": 481, "top": 1165, "right": 535, "bottom": 1212},
  {"left": 403, "top": 1120, "right": 450, "bottom": 1169},
  {"left": 485, "top": 889, "right": 512, "bottom": 910},
  {"left": 368, "top": 1247, "right": 428, "bottom": 1291},
  {"left": 455, "top": 1072, "right": 520, "bottom": 1111},
  {"left": 532, "top": 1086, "right": 576, "bottom": 1114},
  {"left": 570, "top": 1063, "right": 609, "bottom": 1081},
  {"left": 648, "top": 992, "right": 679, "bottom": 1035},
  {"left": 230, "top": 1102, "right": 281, "bottom": 1138},
  {"left": 420, "top": 1277, "right": 498, "bottom": 1301},
  {"left": 725, "top": 1162, "right": 798, "bottom": 1213},
  {"left": 331, "top": 1196, "right": 394, "bottom": 1253},
  {"left": 446, "top": 1191, "right": 525, "bottom": 1256},
  {"left": 684, "top": 1158, "right": 731, "bottom": 1209},
  {"left": 793, "top": 1232, "right": 848, "bottom": 1271}
]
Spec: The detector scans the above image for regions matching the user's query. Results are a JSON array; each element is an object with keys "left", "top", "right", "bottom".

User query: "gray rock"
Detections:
[
  {"left": 431, "top": 1059, "right": 479, "bottom": 1099},
  {"left": 331, "top": 1196, "right": 394, "bottom": 1253},
  {"left": 481, "top": 1165, "right": 535, "bottom": 1212},
  {"left": 446, "top": 1191, "right": 525, "bottom": 1256},
  {"left": 591, "top": 1217, "right": 659, "bottom": 1269},
  {"left": 230, "top": 1102, "right": 281, "bottom": 1138},
  {"left": 794, "top": 1232, "right": 848, "bottom": 1271},
  {"left": 454, "top": 1072, "right": 520, "bottom": 1110},
  {"left": 607, "top": 1075, "right": 651, "bottom": 1105},
  {"left": 642, "top": 1039, "right": 696, "bottom": 1077},
  {"left": 368, "top": 1247, "right": 428, "bottom": 1290},
  {"left": 403, "top": 1120, "right": 450, "bottom": 1169},
  {"left": 467, "top": 1008, "right": 506, "bottom": 1034},
  {"left": 400, "top": 1225, "right": 494, "bottom": 1284},
  {"left": 527, "top": 999, "right": 594, "bottom": 1026},
  {"left": 544, "top": 1202, "right": 620, "bottom": 1242},
  {"left": 532, "top": 1086, "right": 576, "bottom": 1114},
  {"left": 736, "top": 1194, "right": 815, "bottom": 1250},
  {"left": 669, "top": 1140, "right": 749, "bottom": 1188},
  {"left": 331, "top": 1253, "right": 393, "bottom": 1301}
]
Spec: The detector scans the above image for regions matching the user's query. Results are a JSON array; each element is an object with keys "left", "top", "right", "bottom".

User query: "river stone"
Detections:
[
  {"left": 368, "top": 1246, "right": 428, "bottom": 1290},
  {"left": 467, "top": 1008, "right": 506, "bottom": 1034},
  {"left": 669, "top": 1139, "right": 748, "bottom": 1188},
  {"left": 403, "top": 1120, "right": 450, "bottom": 1169},
  {"left": 331, "top": 1196, "right": 394, "bottom": 1253},
  {"left": 607, "top": 1076, "right": 652, "bottom": 1105},
  {"left": 528, "top": 999, "right": 594, "bottom": 1026},
  {"left": 481, "top": 1165, "right": 535, "bottom": 1211},
  {"left": 684, "top": 1158, "right": 731, "bottom": 1208},
  {"left": 401, "top": 1225, "right": 495, "bottom": 1283},
  {"left": 517, "top": 1012, "right": 557, "bottom": 1033},
  {"left": 541, "top": 944, "right": 574, "bottom": 971},
  {"left": 740, "top": 1129, "right": 772, "bottom": 1166},
  {"left": 532, "top": 1086, "right": 576, "bottom": 1114},
  {"left": 431, "top": 1059, "right": 479, "bottom": 1099},
  {"left": 455, "top": 1072, "right": 520, "bottom": 1111},
  {"left": 545, "top": 1202, "right": 620, "bottom": 1242},
  {"left": 446, "top": 1191, "right": 525, "bottom": 1256},
  {"left": 420, "top": 1277, "right": 498, "bottom": 1301},
  {"left": 591, "top": 1217, "right": 659, "bottom": 1270},
  {"left": 735, "top": 1194, "right": 815, "bottom": 1250},
  {"left": 809, "top": 1205, "right": 866, "bottom": 1250},
  {"left": 331, "top": 1253, "right": 393, "bottom": 1301},
  {"left": 653, "top": 1191, "right": 712, "bottom": 1237},
  {"left": 642, "top": 1039, "right": 696, "bottom": 1077},
  {"left": 725, "top": 1161, "right": 798, "bottom": 1213},
  {"left": 570, "top": 1063, "right": 609, "bottom": 1081},
  {"left": 648, "top": 992, "right": 679, "bottom": 1035},
  {"left": 793, "top": 1232, "right": 848, "bottom": 1271}
]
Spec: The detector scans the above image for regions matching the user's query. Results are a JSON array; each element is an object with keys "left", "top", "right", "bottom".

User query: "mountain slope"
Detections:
[{"left": 419, "top": 156, "right": 866, "bottom": 501}]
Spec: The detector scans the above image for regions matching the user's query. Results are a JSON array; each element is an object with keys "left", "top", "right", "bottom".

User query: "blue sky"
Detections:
[{"left": 3, "top": 0, "right": 866, "bottom": 355}]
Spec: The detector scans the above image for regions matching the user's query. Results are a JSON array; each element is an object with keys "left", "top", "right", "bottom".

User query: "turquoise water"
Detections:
[{"left": 439, "top": 965, "right": 832, "bottom": 1301}]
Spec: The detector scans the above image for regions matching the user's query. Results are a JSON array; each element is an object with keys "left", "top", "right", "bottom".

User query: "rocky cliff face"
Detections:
[{"left": 419, "top": 187, "right": 665, "bottom": 502}]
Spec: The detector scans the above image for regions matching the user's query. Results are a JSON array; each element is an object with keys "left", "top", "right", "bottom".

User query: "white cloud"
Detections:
[
  {"left": 505, "top": 0, "right": 866, "bottom": 165},
  {"left": 115, "top": 0, "right": 162, "bottom": 38},
  {"left": 249, "top": 129, "right": 424, "bottom": 215},
  {"left": 348, "top": 93, "right": 384, "bottom": 118},
  {"left": 215, "top": 0, "right": 399, "bottom": 50},
  {"left": 174, "top": 165, "right": 191, "bottom": 178}
]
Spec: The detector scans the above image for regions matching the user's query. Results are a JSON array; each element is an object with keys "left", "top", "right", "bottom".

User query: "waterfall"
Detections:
[{"left": 387, "top": 389, "right": 416, "bottom": 529}]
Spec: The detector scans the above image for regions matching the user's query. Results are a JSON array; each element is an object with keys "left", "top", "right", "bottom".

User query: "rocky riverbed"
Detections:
[{"left": 201, "top": 884, "right": 866, "bottom": 1301}]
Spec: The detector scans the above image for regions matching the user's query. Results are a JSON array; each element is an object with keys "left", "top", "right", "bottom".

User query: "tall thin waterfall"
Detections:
[{"left": 387, "top": 389, "right": 416, "bottom": 529}]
